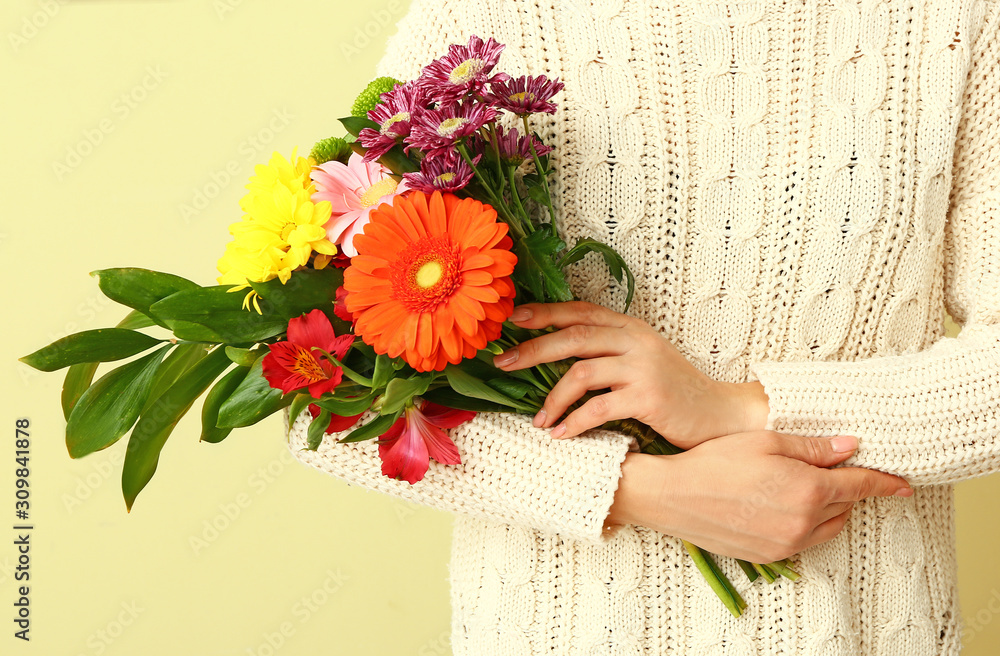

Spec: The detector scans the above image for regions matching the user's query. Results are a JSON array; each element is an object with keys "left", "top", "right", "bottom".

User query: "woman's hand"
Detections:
[
  {"left": 607, "top": 432, "right": 914, "bottom": 562},
  {"left": 493, "top": 301, "right": 770, "bottom": 449}
]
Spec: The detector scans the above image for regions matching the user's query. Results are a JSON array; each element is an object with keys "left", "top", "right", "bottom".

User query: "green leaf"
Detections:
[
  {"left": 512, "top": 231, "right": 573, "bottom": 304},
  {"left": 61, "top": 363, "right": 99, "bottom": 421},
  {"left": 444, "top": 366, "right": 535, "bottom": 412},
  {"left": 306, "top": 409, "right": 331, "bottom": 450},
  {"left": 287, "top": 393, "right": 313, "bottom": 428},
  {"left": 556, "top": 238, "right": 636, "bottom": 310},
  {"left": 142, "top": 343, "right": 208, "bottom": 413},
  {"left": 20, "top": 328, "right": 164, "bottom": 372},
  {"left": 149, "top": 286, "right": 287, "bottom": 344},
  {"left": 376, "top": 145, "right": 419, "bottom": 174},
  {"left": 339, "top": 115, "right": 379, "bottom": 137},
  {"left": 65, "top": 345, "right": 170, "bottom": 459},
  {"left": 60, "top": 311, "right": 157, "bottom": 420},
  {"left": 313, "top": 392, "right": 376, "bottom": 417},
  {"left": 116, "top": 309, "right": 157, "bottom": 331},
  {"left": 371, "top": 354, "right": 393, "bottom": 390},
  {"left": 216, "top": 357, "right": 292, "bottom": 428},
  {"left": 122, "top": 347, "right": 231, "bottom": 510},
  {"left": 224, "top": 346, "right": 259, "bottom": 367},
  {"left": 422, "top": 387, "right": 509, "bottom": 413},
  {"left": 248, "top": 268, "right": 352, "bottom": 333},
  {"left": 339, "top": 411, "right": 399, "bottom": 444},
  {"left": 486, "top": 377, "right": 537, "bottom": 400},
  {"left": 200, "top": 365, "right": 249, "bottom": 444},
  {"left": 92, "top": 268, "right": 199, "bottom": 327},
  {"left": 381, "top": 374, "right": 434, "bottom": 415}
]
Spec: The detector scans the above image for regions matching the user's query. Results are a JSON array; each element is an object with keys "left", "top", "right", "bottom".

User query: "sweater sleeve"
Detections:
[
  {"left": 288, "top": 1, "right": 633, "bottom": 545},
  {"left": 750, "top": 5, "right": 1000, "bottom": 487}
]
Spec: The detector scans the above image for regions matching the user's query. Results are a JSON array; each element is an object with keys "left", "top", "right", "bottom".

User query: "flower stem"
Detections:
[
  {"left": 522, "top": 115, "right": 558, "bottom": 235},
  {"left": 683, "top": 541, "right": 747, "bottom": 617},
  {"left": 458, "top": 143, "right": 526, "bottom": 240}
]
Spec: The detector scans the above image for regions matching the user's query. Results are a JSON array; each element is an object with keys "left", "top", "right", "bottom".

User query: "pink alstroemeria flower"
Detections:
[
  {"left": 310, "top": 152, "right": 409, "bottom": 257},
  {"left": 377, "top": 400, "right": 474, "bottom": 484}
]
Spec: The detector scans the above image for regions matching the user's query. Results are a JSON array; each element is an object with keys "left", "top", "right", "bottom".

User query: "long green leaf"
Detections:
[
  {"left": 556, "top": 237, "right": 636, "bottom": 310},
  {"left": 338, "top": 411, "right": 399, "bottom": 444},
  {"left": 149, "top": 286, "right": 287, "bottom": 344},
  {"left": 142, "top": 343, "right": 208, "bottom": 413},
  {"left": 422, "top": 387, "right": 509, "bottom": 413},
  {"left": 65, "top": 346, "right": 170, "bottom": 459},
  {"left": 444, "top": 366, "right": 535, "bottom": 412},
  {"left": 60, "top": 310, "right": 157, "bottom": 420},
  {"left": 122, "top": 347, "right": 231, "bottom": 510},
  {"left": 200, "top": 365, "right": 249, "bottom": 444},
  {"left": 216, "top": 357, "right": 292, "bottom": 428},
  {"left": 287, "top": 393, "right": 313, "bottom": 428},
  {"left": 20, "top": 328, "right": 163, "bottom": 372},
  {"left": 92, "top": 268, "right": 199, "bottom": 327},
  {"left": 339, "top": 115, "right": 379, "bottom": 137},
  {"left": 313, "top": 392, "right": 376, "bottom": 417}
]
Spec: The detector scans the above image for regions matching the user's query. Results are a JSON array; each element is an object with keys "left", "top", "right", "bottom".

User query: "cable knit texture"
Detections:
[{"left": 288, "top": 0, "right": 1000, "bottom": 653}]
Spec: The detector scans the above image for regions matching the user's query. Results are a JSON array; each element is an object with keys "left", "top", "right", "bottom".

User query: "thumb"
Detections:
[{"left": 763, "top": 433, "right": 859, "bottom": 468}]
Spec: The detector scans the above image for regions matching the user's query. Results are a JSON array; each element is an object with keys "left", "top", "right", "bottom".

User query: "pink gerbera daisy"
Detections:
[
  {"left": 418, "top": 35, "right": 509, "bottom": 104},
  {"left": 377, "top": 400, "right": 474, "bottom": 484},
  {"left": 310, "top": 152, "right": 410, "bottom": 257},
  {"left": 487, "top": 75, "right": 565, "bottom": 116}
]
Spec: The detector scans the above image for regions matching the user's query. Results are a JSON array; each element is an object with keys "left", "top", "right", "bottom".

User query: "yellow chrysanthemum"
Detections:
[{"left": 216, "top": 150, "right": 337, "bottom": 311}]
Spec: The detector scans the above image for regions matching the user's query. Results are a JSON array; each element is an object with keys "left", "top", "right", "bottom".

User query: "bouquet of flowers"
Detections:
[{"left": 21, "top": 35, "right": 796, "bottom": 617}]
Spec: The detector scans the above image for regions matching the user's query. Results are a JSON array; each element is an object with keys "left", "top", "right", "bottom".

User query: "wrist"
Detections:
[
  {"left": 721, "top": 380, "right": 770, "bottom": 434},
  {"left": 606, "top": 452, "right": 669, "bottom": 530}
]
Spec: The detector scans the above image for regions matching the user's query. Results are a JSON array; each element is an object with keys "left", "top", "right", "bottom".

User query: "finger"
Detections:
[
  {"left": 551, "top": 390, "right": 634, "bottom": 439},
  {"left": 536, "top": 358, "right": 623, "bottom": 428},
  {"left": 494, "top": 326, "right": 629, "bottom": 370},
  {"left": 817, "top": 500, "right": 854, "bottom": 525},
  {"left": 804, "top": 506, "right": 853, "bottom": 550},
  {"left": 825, "top": 467, "right": 912, "bottom": 503},
  {"left": 509, "top": 301, "right": 633, "bottom": 330},
  {"left": 760, "top": 432, "right": 859, "bottom": 468}
]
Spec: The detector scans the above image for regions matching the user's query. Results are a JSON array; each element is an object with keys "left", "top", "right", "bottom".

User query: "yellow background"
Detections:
[{"left": 0, "top": 1, "right": 997, "bottom": 654}]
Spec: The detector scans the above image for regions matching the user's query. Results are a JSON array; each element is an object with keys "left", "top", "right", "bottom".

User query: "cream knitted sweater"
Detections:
[{"left": 289, "top": 0, "right": 1000, "bottom": 653}]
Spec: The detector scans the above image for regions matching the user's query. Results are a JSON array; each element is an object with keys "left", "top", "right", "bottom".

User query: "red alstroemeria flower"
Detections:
[
  {"left": 377, "top": 400, "right": 474, "bottom": 484},
  {"left": 262, "top": 309, "right": 354, "bottom": 398},
  {"left": 308, "top": 403, "right": 364, "bottom": 434},
  {"left": 333, "top": 286, "right": 354, "bottom": 324}
]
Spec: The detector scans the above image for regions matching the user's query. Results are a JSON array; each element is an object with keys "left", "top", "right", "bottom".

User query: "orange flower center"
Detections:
[
  {"left": 359, "top": 178, "right": 399, "bottom": 208},
  {"left": 291, "top": 346, "right": 326, "bottom": 382},
  {"left": 391, "top": 236, "right": 461, "bottom": 313}
]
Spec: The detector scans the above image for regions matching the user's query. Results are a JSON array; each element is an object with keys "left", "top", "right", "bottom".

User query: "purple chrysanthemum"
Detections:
[
  {"left": 359, "top": 81, "right": 428, "bottom": 162},
  {"left": 408, "top": 102, "right": 497, "bottom": 158},
  {"left": 493, "top": 126, "right": 553, "bottom": 165},
  {"left": 417, "top": 35, "right": 510, "bottom": 104},
  {"left": 487, "top": 75, "right": 565, "bottom": 116},
  {"left": 403, "top": 152, "right": 479, "bottom": 193}
]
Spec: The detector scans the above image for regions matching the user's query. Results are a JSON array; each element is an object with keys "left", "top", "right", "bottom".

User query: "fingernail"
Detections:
[
  {"left": 533, "top": 409, "right": 547, "bottom": 428},
  {"left": 550, "top": 423, "right": 566, "bottom": 439},
  {"left": 493, "top": 349, "right": 519, "bottom": 368},
  {"left": 894, "top": 487, "right": 913, "bottom": 497},
  {"left": 830, "top": 435, "right": 858, "bottom": 453},
  {"left": 510, "top": 306, "right": 533, "bottom": 322}
]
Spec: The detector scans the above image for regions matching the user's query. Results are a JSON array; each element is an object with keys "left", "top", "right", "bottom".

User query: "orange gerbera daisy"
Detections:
[{"left": 344, "top": 190, "right": 517, "bottom": 372}]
